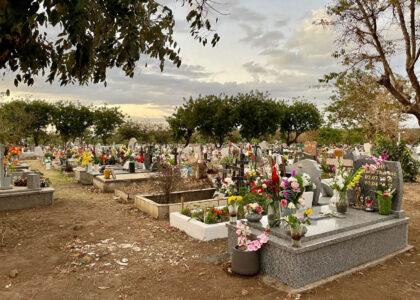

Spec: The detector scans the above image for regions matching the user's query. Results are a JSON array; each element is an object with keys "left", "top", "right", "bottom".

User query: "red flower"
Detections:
[{"left": 272, "top": 165, "right": 279, "bottom": 185}]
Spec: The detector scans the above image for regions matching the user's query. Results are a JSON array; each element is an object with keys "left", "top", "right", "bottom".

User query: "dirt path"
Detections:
[{"left": 0, "top": 160, "right": 419, "bottom": 299}]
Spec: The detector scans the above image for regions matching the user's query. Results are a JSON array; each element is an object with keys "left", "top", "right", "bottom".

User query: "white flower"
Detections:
[
  {"left": 262, "top": 183, "right": 267, "bottom": 189},
  {"left": 288, "top": 202, "right": 296, "bottom": 209},
  {"left": 288, "top": 177, "right": 297, "bottom": 182},
  {"left": 302, "top": 173, "right": 312, "bottom": 187}
]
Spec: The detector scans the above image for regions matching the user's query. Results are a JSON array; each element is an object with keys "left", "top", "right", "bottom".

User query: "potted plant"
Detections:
[
  {"left": 281, "top": 208, "right": 313, "bottom": 248},
  {"left": 331, "top": 162, "right": 364, "bottom": 214},
  {"left": 231, "top": 221, "right": 269, "bottom": 276},
  {"left": 244, "top": 203, "right": 264, "bottom": 223},
  {"left": 376, "top": 190, "right": 394, "bottom": 215}
]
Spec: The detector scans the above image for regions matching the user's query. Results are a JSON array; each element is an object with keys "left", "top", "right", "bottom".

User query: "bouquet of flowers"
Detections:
[
  {"left": 244, "top": 203, "right": 264, "bottom": 216},
  {"left": 331, "top": 162, "right": 364, "bottom": 213},
  {"left": 236, "top": 220, "right": 269, "bottom": 252}
]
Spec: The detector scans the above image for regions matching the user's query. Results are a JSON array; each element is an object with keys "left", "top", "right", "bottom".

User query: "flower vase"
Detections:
[
  {"left": 228, "top": 205, "right": 238, "bottom": 223},
  {"left": 281, "top": 206, "right": 297, "bottom": 218},
  {"left": 377, "top": 195, "right": 392, "bottom": 215},
  {"left": 290, "top": 225, "right": 303, "bottom": 248},
  {"left": 336, "top": 191, "right": 348, "bottom": 214},
  {"left": 268, "top": 202, "right": 280, "bottom": 227}
]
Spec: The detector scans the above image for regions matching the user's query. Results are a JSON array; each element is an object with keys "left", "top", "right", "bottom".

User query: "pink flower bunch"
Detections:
[
  {"left": 291, "top": 181, "right": 300, "bottom": 192},
  {"left": 236, "top": 221, "right": 269, "bottom": 252},
  {"left": 363, "top": 163, "right": 378, "bottom": 174}
]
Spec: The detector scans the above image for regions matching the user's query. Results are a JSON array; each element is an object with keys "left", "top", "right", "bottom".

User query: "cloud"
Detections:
[
  {"left": 229, "top": 6, "right": 265, "bottom": 23},
  {"left": 238, "top": 24, "right": 285, "bottom": 49}
]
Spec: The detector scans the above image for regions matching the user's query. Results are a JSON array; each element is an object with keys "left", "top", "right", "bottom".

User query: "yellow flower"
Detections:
[
  {"left": 304, "top": 208, "right": 313, "bottom": 216},
  {"left": 227, "top": 196, "right": 243, "bottom": 204}
]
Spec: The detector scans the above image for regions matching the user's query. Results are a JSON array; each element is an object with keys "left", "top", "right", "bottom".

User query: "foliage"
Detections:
[
  {"left": 234, "top": 91, "right": 284, "bottom": 142},
  {"left": 0, "top": 0, "right": 219, "bottom": 89},
  {"left": 316, "top": 127, "right": 365, "bottom": 145},
  {"left": 324, "top": 0, "right": 420, "bottom": 125},
  {"left": 167, "top": 99, "right": 198, "bottom": 146},
  {"left": 326, "top": 70, "right": 406, "bottom": 140},
  {"left": 193, "top": 95, "right": 236, "bottom": 147},
  {"left": 0, "top": 99, "right": 55, "bottom": 145},
  {"left": 52, "top": 101, "right": 94, "bottom": 143},
  {"left": 279, "top": 100, "right": 322, "bottom": 145},
  {"left": 92, "top": 106, "right": 125, "bottom": 144},
  {"left": 374, "top": 136, "right": 419, "bottom": 182}
]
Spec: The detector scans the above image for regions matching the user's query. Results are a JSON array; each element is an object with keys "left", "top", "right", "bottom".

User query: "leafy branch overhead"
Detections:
[
  {"left": 0, "top": 0, "right": 220, "bottom": 88},
  {"left": 322, "top": 0, "right": 420, "bottom": 125}
]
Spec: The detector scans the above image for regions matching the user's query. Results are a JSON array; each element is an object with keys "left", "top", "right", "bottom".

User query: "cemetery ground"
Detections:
[{"left": 0, "top": 161, "right": 419, "bottom": 299}]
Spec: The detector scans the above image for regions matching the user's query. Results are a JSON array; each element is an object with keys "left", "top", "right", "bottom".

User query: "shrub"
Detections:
[{"left": 374, "top": 136, "right": 419, "bottom": 182}]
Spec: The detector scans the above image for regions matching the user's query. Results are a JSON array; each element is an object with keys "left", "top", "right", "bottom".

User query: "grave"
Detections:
[
  {"left": 227, "top": 205, "right": 409, "bottom": 290},
  {"left": 134, "top": 188, "right": 222, "bottom": 219},
  {"left": 93, "top": 170, "right": 156, "bottom": 193},
  {"left": 0, "top": 144, "right": 54, "bottom": 211}
]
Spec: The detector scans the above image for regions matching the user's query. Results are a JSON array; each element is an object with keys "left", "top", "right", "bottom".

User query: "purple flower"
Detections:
[{"left": 291, "top": 169, "right": 297, "bottom": 177}]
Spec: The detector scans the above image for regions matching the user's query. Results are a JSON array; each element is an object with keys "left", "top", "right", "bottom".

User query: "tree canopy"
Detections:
[
  {"left": 326, "top": 69, "right": 406, "bottom": 140},
  {"left": 0, "top": 0, "right": 219, "bottom": 90},
  {"left": 279, "top": 100, "right": 322, "bottom": 145}
]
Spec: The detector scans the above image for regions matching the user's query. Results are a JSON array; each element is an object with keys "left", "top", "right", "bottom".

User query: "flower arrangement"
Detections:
[
  {"left": 244, "top": 203, "right": 264, "bottom": 215},
  {"left": 227, "top": 195, "right": 243, "bottom": 206},
  {"left": 278, "top": 170, "right": 305, "bottom": 209},
  {"left": 281, "top": 208, "right": 313, "bottom": 229},
  {"left": 80, "top": 151, "right": 93, "bottom": 167},
  {"left": 236, "top": 221, "right": 269, "bottom": 252},
  {"left": 181, "top": 206, "right": 229, "bottom": 224},
  {"left": 331, "top": 163, "right": 364, "bottom": 193},
  {"left": 331, "top": 162, "right": 364, "bottom": 213},
  {"left": 281, "top": 208, "right": 313, "bottom": 247}
]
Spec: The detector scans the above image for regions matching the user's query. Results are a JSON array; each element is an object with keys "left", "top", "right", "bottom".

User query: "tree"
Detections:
[
  {"left": 93, "top": 106, "right": 125, "bottom": 144},
  {"left": 279, "top": 101, "right": 322, "bottom": 145},
  {"left": 193, "top": 95, "right": 236, "bottom": 147},
  {"left": 117, "top": 121, "right": 141, "bottom": 142},
  {"left": 0, "top": 0, "right": 220, "bottom": 89},
  {"left": 326, "top": 70, "right": 407, "bottom": 140},
  {"left": 24, "top": 100, "right": 56, "bottom": 145},
  {"left": 0, "top": 100, "right": 33, "bottom": 144},
  {"left": 52, "top": 101, "right": 94, "bottom": 143},
  {"left": 167, "top": 98, "right": 199, "bottom": 146},
  {"left": 234, "top": 91, "right": 284, "bottom": 142},
  {"left": 324, "top": 0, "right": 420, "bottom": 125}
]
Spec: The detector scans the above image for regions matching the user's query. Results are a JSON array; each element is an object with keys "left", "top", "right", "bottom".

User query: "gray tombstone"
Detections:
[
  {"left": 27, "top": 173, "right": 41, "bottom": 189},
  {"left": 286, "top": 159, "right": 322, "bottom": 206},
  {"left": 352, "top": 158, "right": 403, "bottom": 212}
]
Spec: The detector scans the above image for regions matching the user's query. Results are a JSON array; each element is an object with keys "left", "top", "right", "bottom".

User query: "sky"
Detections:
[{"left": 0, "top": 0, "right": 418, "bottom": 127}]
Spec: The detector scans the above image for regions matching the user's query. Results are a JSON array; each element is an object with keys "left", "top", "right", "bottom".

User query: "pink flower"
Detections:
[
  {"left": 258, "top": 233, "right": 269, "bottom": 244},
  {"left": 291, "top": 181, "right": 300, "bottom": 192},
  {"left": 280, "top": 180, "right": 287, "bottom": 189},
  {"left": 280, "top": 199, "right": 288, "bottom": 208},
  {"left": 247, "top": 240, "right": 261, "bottom": 251},
  {"left": 298, "top": 197, "right": 305, "bottom": 206}
]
